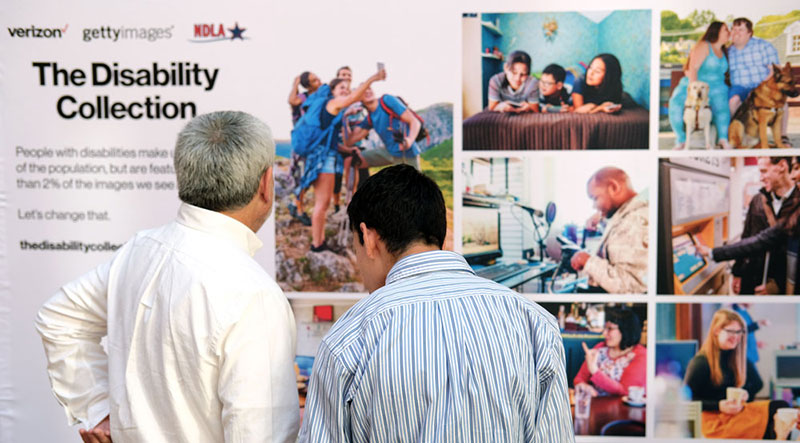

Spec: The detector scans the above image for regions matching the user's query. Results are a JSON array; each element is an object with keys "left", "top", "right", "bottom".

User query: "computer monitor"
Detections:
[
  {"left": 463, "top": 204, "right": 502, "bottom": 265},
  {"left": 656, "top": 340, "right": 698, "bottom": 379},
  {"left": 775, "top": 350, "right": 800, "bottom": 385},
  {"left": 672, "top": 233, "right": 707, "bottom": 283}
]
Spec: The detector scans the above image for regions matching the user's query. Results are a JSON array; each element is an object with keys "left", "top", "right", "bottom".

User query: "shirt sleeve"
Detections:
[
  {"left": 298, "top": 342, "right": 353, "bottom": 443},
  {"left": 382, "top": 95, "right": 408, "bottom": 116},
  {"left": 764, "top": 40, "right": 780, "bottom": 66},
  {"left": 34, "top": 261, "right": 112, "bottom": 429},
  {"left": 217, "top": 291, "right": 300, "bottom": 443},
  {"left": 488, "top": 73, "right": 502, "bottom": 103},
  {"left": 583, "top": 208, "right": 649, "bottom": 294},
  {"left": 533, "top": 323, "right": 575, "bottom": 443},
  {"left": 684, "top": 355, "right": 720, "bottom": 411},
  {"left": 523, "top": 77, "right": 539, "bottom": 104}
]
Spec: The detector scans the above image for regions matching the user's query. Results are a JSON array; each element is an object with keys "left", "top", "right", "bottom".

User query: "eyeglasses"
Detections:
[
  {"left": 722, "top": 328, "right": 745, "bottom": 336},
  {"left": 540, "top": 80, "right": 555, "bottom": 87},
  {"left": 603, "top": 324, "right": 619, "bottom": 332}
]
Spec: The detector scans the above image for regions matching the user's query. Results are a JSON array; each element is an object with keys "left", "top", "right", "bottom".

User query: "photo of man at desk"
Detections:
[
  {"left": 655, "top": 303, "right": 800, "bottom": 440},
  {"left": 540, "top": 302, "right": 647, "bottom": 437},
  {"left": 462, "top": 156, "right": 649, "bottom": 294}
]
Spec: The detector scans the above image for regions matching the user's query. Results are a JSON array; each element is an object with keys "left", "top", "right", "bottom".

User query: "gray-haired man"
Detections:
[{"left": 36, "top": 111, "right": 300, "bottom": 442}]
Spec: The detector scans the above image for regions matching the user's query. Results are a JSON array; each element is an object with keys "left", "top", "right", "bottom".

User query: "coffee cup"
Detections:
[
  {"left": 777, "top": 408, "right": 799, "bottom": 425},
  {"left": 726, "top": 387, "right": 747, "bottom": 403},
  {"left": 628, "top": 386, "right": 645, "bottom": 403}
]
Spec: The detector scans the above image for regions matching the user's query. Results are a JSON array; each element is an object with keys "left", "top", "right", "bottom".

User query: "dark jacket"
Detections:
[{"left": 732, "top": 187, "right": 800, "bottom": 294}]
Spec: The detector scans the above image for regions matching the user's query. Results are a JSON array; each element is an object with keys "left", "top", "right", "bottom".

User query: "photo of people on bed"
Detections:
[
  {"left": 539, "top": 302, "right": 647, "bottom": 436},
  {"left": 655, "top": 303, "right": 800, "bottom": 439},
  {"left": 462, "top": 154, "right": 649, "bottom": 294},
  {"left": 659, "top": 8, "right": 800, "bottom": 150},
  {"left": 462, "top": 10, "right": 651, "bottom": 150},
  {"left": 657, "top": 156, "right": 800, "bottom": 295},
  {"left": 276, "top": 63, "right": 454, "bottom": 292}
]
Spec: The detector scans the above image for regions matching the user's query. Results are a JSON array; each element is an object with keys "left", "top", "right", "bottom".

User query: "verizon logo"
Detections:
[{"left": 7, "top": 24, "right": 68, "bottom": 38}]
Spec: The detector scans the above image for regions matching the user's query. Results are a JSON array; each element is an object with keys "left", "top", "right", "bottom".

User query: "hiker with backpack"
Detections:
[
  {"left": 344, "top": 87, "right": 426, "bottom": 170},
  {"left": 291, "top": 68, "right": 386, "bottom": 253}
]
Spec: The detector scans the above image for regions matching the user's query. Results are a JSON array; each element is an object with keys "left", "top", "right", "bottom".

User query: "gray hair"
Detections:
[{"left": 174, "top": 111, "right": 275, "bottom": 212}]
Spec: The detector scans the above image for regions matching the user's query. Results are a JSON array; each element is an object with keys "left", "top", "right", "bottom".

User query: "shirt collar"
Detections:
[
  {"left": 385, "top": 250, "right": 474, "bottom": 285},
  {"left": 176, "top": 203, "right": 263, "bottom": 256},
  {"left": 774, "top": 186, "right": 795, "bottom": 201}
]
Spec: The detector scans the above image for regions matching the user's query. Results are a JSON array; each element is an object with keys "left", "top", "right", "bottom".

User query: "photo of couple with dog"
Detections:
[{"left": 662, "top": 12, "right": 800, "bottom": 150}]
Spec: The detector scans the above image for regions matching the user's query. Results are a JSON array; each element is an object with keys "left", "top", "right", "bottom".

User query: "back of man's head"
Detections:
[
  {"left": 348, "top": 164, "right": 446, "bottom": 255},
  {"left": 174, "top": 111, "right": 275, "bottom": 212}
]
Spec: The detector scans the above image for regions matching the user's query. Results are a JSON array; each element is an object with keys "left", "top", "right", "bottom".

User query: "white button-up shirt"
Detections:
[{"left": 36, "top": 203, "right": 300, "bottom": 442}]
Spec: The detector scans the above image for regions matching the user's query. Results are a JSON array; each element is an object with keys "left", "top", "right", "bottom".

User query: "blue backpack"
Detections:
[{"left": 291, "top": 84, "right": 342, "bottom": 157}]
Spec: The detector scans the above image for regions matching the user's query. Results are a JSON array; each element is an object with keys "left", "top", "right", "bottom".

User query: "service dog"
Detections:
[
  {"left": 730, "top": 62, "right": 799, "bottom": 149},
  {"left": 683, "top": 80, "right": 714, "bottom": 149}
]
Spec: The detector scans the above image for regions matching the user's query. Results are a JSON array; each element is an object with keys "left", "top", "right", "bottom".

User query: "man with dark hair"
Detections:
[
  {"left": 731, "top": 157, "right": 799, "bottom": 294},
  {"left": 299, "top": 165, "right": 573, "bottom": 442},
  {"left": 570, "top": 166, "right": 648, "bottom": 293},
  {"left": 36, "top": 112, "right": 300, "bottom": 442},
  {"left": 344, "top": 86, "right": 423, "bottom": 170},
  {"left": 728, "top": 17, "right": 790, "bottom": 146}
]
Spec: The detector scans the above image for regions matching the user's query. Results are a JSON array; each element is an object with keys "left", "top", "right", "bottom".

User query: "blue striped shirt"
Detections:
[{"left": 298, "top": 251, "right": 574, "bottom": 442}]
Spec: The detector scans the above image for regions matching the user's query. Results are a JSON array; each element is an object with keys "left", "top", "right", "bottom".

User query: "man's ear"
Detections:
[
  {"left": 360, "top": 222, "right": 380, "bottom": 259},
  {"left": 259, "top": 166, "right": 274, "bottom": 205}
]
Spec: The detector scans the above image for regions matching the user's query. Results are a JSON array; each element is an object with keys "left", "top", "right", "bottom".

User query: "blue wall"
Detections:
[
  {"left": 599, "top": 10, "right": 651, "bottom": 109},
  {"left": 481, "top": 10, "right": 651, "bottom": 109}
]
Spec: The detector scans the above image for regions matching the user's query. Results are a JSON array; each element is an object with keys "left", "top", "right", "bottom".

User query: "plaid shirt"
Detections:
[{"left": 729, "top": 37, "right": 779, "bottom": 89}]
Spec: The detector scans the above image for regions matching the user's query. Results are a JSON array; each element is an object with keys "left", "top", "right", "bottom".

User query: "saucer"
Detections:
[{"left": 622, "top": 395, "right": 646, "bottom": 407}]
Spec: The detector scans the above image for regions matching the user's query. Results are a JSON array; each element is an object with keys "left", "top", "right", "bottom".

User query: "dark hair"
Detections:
[
  {"left": 506, "top": 50, "right": 532, "bottom": 71},
  {"left": 501, "top": 50, "right": 532, "bottom": 89},
  {"left": 582, "top": 53, "right": 623, "bottom": 105},
  {"left": 733, "top": 17, "right": 753, "bottom": 34},
  {"left": 700, "top": 21, "right": 726, "bottom": 44},
  {"left": 329, "top": 78, "right": 348, "bottom": 93},
  {"left": 768, "top": 156, "right": 792, "bottom": 168},
  {"left": 542, "top": 64, "right": 566, "bottom": 83},
  {"left": 606, "top": 308, "right": 641, "bottom": 350},
  {"left": 300, "top": 71, "right": 312, "bottom": 88},
  {"left": 347, "top": 164, "right": 446, "bottom": 255},
  {"left": 337, "top": 66, "right": 352, "bottom": 76},
  {"left": 686, "top": 22, "right": 729, "bottom": 76}
]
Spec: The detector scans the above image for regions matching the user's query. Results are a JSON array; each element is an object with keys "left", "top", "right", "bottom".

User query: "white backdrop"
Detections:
[{"left": 1, "top": 0, "right": 798, "bottom": 442}]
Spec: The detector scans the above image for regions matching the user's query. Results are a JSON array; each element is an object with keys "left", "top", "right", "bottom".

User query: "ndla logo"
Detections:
[
  {"left": 8, "top": 24, "right": 68, "bottom": 39},
  {"left": 190, "top": 22, "right": 246, "bottom": 42}
]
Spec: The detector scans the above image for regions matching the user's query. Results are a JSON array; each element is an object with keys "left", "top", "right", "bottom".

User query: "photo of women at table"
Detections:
[
  {"left": 462, "top": 10, "right": 650, "bottom": 150},
  {"left": 540, "top": 302, "right": 647, "bottom": 436},
  {"left": 655, "top": 303, "right": 800, "bottom": 439},
  {"left": 462, "top": 154, "right": 649, "bottom": 294},
  {"left": 659, "top": 7, "right": 800, "bottom": 150},
  {"left": 657, "top": 156, "right": 800, "bottom": 295}
]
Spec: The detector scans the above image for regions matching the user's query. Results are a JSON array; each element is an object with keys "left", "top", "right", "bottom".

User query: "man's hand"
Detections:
[
  {"left": 79, "top": 415, "right": 111, "bottom": 443},
  {"left": 493, "top": 102, "right": 515, "bottom": 113},
  {"left": 719, "top": 399, "right": 744, "bottom": 415},
  {"left": 293, "top": 75, "right": 301, "bottom": 87},
  {"left": 585, "top": 212, "right": 604, "bottom": 231},
  {"left": 582, "top": 342, "right": 599, "bottom": 374},
  {"left": 732, "top": 277, "right": 741, "bottom": 294},
  {"left": 571, "top": 251, "right": 591, "bottom": 271},
  {"left": 695, "top": 243, "right": 711, "bottom": 258}
]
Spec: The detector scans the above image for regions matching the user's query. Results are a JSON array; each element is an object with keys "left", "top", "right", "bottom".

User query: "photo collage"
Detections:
[{"left": 280, "top": 5, "right": 800, "bottom": 441}]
